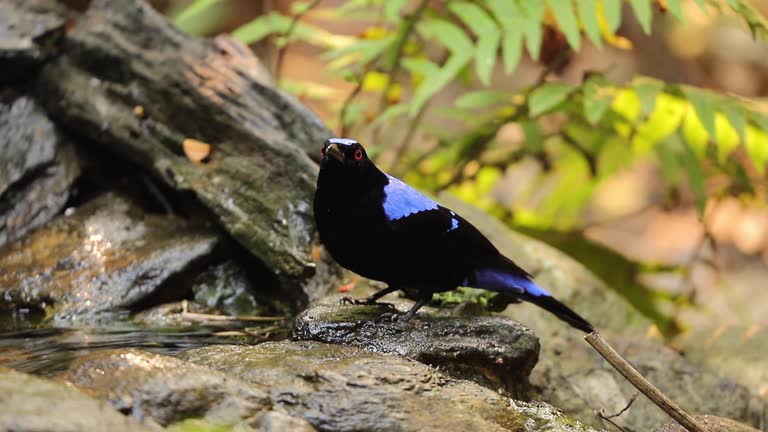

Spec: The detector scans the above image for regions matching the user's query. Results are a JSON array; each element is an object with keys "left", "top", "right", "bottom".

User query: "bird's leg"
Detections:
[
  {"left": 340, "top": 285, "right": 399, "bottom": 306},
  {"left": 375, "top": 296, "right": 430, "bottom": 323}
]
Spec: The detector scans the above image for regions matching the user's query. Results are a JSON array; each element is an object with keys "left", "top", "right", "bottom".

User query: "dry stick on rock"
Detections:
[{"left": 585, "top": 332, "right": 707, "bottom": 432}]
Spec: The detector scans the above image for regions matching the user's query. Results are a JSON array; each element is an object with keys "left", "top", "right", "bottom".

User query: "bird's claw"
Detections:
[{"left": 339, "top": 296, "right": 362, "bottom": 306}]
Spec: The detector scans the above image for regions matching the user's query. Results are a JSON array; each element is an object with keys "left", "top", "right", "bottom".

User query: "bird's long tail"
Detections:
[{"left": 464, "top": 257, "right": 594, "bottom": 333}]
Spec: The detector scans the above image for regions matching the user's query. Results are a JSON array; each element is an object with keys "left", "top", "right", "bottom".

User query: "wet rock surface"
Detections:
[
  {"left": 0, "top": 193, "right": 219, "bottom": 320},
  {"left": 0, "top": 0, "right": 67, "bottom": 83},
  {"left": 293, "top": 294, "right": 540, "bottom": 398},
  {"left": 36, "top": 0, "right": 341, "bottom": 303},
  {"left": 61, "top": 349, "right": 272, "bottom": 427},
  {"left": 192, "top": 260, "right": 271, "bottom": 317},
  {"left": 0, "top": 367, "right": 159, "bottom": 432},
  {"left": 181, "top": 341, "right": 599, "bottom": 432},
  {"left": 0, "top": 96, "right": 81, "bottom": 247}
]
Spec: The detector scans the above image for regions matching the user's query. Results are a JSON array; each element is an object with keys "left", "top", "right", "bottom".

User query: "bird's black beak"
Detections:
[{"left": 325, "top": 143, "right": 344, "bottom": 162}]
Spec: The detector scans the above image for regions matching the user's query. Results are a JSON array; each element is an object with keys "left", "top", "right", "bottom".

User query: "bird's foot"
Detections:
[{"left": 339, "top": 296, "right": 395, "bottom": 309}]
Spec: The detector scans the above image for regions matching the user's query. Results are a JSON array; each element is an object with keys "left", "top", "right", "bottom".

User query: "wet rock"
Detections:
[
  {"left": 0, "top": 96, "right": 81, "bottom": 247},
  {"left": 61, "top": 349, "right": 271, "bottom": 427},
  {"left": 654, "top": 415, "right": 760, "bottom": 432},
  {"left": 36, "top": 0, "right": 341, "bottom": 304},
  {"left": 0, "top": 0, "right": 67, "bottom": 83},
  {"left": 0, "top": 366, "right": 158, "bottom": 432},
  {"left": 181, "top": 341, "right": 599, "bottom": 432},
  {"left": 0, "top": 193, "right": 219, "bottom": 320},
  {"left": 192, "top": 261, "right": 268, "bottom": 317},
  {"left": 293, "top": 294, "right": 540, "bottom": 398}
]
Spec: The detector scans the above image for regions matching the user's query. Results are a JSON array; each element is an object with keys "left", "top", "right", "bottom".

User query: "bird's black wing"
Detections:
[{"left": 373, "top": 175, "right": 503, "bottom": 281}]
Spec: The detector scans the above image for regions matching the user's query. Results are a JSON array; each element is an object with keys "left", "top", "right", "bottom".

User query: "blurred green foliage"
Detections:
[{"left": 172, "top": 0, "right": 768, "bottom": 332}]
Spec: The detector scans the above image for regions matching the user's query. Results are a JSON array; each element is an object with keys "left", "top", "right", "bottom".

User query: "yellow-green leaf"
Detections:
[
  {"left": 418, "top": 18, "right": 473, "bottom": 53},
  {"left": 680, "top": 134, "right": 708, "bottom": 214},
  {"left": 745, "top": 125, "right": 768, "bottom": 174},
  {"left": 682, "top": 107, "right": 710, "bottom": 159},
  {"left": 449, "top": 3, "right": 502, "bottom": 87},
  {"left": 720, "top": 102, "right": 746, "bottom": 143},
  {"left": 518, "top": 0, "right": 546, "bottom": 60},
  {"left": 633, "top": 77, "right": 664, "bottom": 117},
  {"left": 548, "top": 0, "right": 581, "bottom": 49},
  {"left": 628, "top": 0, "right": 653, "bottom": 34},
  {"left": 455, "top": 91, "right": 508, "bottom": 109},
  {"left": 384, "top": 0, "right": 408, "bottom": 22},
  {"left": 682, "top": 86, "right": 717, "bottom": 139},
  {"left": 666, "top": 0, "right": 686, "bottom": 22},
  {"left": 655, "top": 138, "right": 682, "bottom": 185},
  {"left": 502, "top": 31, "right": 524, "bottom": 74},
  {"left": 600, "top": 0, "right": 623, "bottom": 32},
  {"left": 612, "top": 88, "right": 641, "bottom": 123},
  {"left": 715, "top": 114, "right": 740, "bottom": 162},
  {"left": 577, "top": 0, "right": 603, "bottom": 48},
  {"left": 529, "top": 83, "right": 576, "bottom": 117},
  {"left": 583, "top": 74, "right": 613, "bottom": 125},
  {"left": 410, "top": 52, "right": 473, "bottom": 115}
]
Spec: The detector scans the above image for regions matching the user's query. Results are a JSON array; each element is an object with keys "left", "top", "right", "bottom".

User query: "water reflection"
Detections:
[{"left": 0, "top": 315, "right": 289, "bottom": 377}]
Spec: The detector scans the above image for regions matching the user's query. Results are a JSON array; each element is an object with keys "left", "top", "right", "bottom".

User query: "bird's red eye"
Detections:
[
  {"left": 321, "top": 146, "right": 327, "bottom": 156},
  {"left": 354, "top": 149, "right": 363, "bottom": 160}
]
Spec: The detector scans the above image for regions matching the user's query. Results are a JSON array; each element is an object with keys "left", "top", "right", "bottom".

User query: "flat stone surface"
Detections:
[
  {"left": 0, "top": 193, "right": 219, "bottom": 320},
  {"left": 181, "top": 341, "right": 599, "bottom": 432},
  {"left": 0, "top": 96, "right": 80, "bottom": 247},
  {"left": 293, "top": 294, "right": 540, "bottom": 397},
  {"left": 0, "top": 367, "right": 158, "bottom": 432},
  {"left": 61, "top": 348, "right": 271, "bottom": 427}
]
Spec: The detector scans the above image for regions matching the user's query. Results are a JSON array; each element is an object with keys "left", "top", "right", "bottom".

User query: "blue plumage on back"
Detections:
[
  {"left": 382, "top": 174, "right": 439, "bottom": 221},
  {"left": 466, "top": 268, "right": 552, "bottom": 297}
]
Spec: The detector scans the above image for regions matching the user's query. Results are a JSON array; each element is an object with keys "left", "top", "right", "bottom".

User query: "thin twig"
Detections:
[
  {"left": 562, "top": 133, "right": 598, "bottom": 177},
  {"left": 377, "top": 0, "right": 429, "bottom": 112},
  {"left": 585, "top": 332, "right": 706, "bottom": 432},
  {"left": 594, "top": 393, "right": 638, "bottom": 431},
  {"left": 339, "top": 78, "right": 365, "bottom": 136},
  {"left": 180, "top": 312, "right": 286, "bottom": 322},
  {"left": 603, "top": 393, "right": 639, "bottom": 419},
  {"left": 597, "top": 414, "right": 629, "bottom": 432},
  {"left": 388, "top": 98, "right": 430, "bottom": 172},
  {"left": 274, "top": 0, "right": 323, "bottom": 81}
]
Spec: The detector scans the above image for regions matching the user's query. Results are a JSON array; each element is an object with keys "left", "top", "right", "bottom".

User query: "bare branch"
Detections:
[{"left": 585, "top": 332, "right": 707, "bottom": 432}]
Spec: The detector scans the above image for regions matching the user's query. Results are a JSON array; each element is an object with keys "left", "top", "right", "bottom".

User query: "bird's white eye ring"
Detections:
[{"left": 354, "top": 149, "right": 363, "bottom": 160}]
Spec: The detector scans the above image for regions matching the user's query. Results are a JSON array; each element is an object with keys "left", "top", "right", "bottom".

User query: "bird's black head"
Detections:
[
  {"left": 318, "top": 138, "right": 383, "bottom": 188},
  {"left": 320, "top": 138, "right": 369, "bottom": 167}
]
